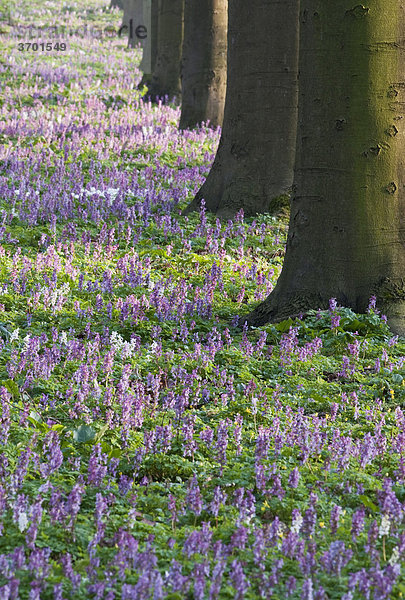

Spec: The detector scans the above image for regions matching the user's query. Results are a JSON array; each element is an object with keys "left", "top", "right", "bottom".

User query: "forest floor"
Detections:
[{"left": 0, "top": 2, "right": 405, "bottom": 599}]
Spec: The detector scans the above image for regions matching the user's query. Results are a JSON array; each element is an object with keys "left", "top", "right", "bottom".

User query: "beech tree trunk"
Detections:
[
  {"left": 179, "top": 0, "right": 227, "bottom": 130},
  {"left": 139, "top": 0, "right": 158, "bottom": 84},
  {"left": 183, "top": 0, "right": 299, "bottom": 219},
  {"left": 147, "top": 0, "right": 184, "bottom": 100},
  {"left": 121, "top": 0, "right": 132, "bottom": 29},
  {"left": 247, "top": 1, "right": 405, "bottom": 336}
]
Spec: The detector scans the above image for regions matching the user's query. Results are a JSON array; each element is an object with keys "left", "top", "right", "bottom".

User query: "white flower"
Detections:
[
  {"left": 110, "top": 330, "right": 125, "bottom": 351},
  {"left": 60, "top": 332, "right": 68, "bottom": 345},
  {"left": 389, "top": 547, "right": 400, "bottom": 566},
  {"left": 379, "top": 514, "right": 391, "bottom": 537},
  {"left": 18, "top": 512, "right": 28, "bottom": 532},
  {"left": 10, "top": 328, "right": 19, "bottom": 343},
  {"left": 291, "top": 514, "right": 303, "bottom": 534},
  {"left": 22, "top": 334, "right": 31, "bottom": 351}
]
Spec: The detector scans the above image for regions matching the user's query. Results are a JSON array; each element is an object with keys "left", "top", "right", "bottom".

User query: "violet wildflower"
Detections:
[
  {"left": 329, "top": 298, "right": 340, "bottom": 329},
  {"left": 215, "top": 419, "right": 229, "bottom": 467},
  {"left": 285, "top": 576, "right": 297, "bottom": 597},
  {"left": 40, "top": 431, "right": 63, "bottom": 477},
  {"left": 329, "top": 504, "right": 342, "bottom": 535},
  {"left": 65, "top": 483, "right": 84, "bottom": 529},
  {"left": 230, "top": 526, "right": 248, "bottom": 551},
  {"left": 209, "top": 486, "right": 226, "bottom": 518},
  {"left": 233, "top": 488, "right": 255, "bottom": 526},
  {"left": 185, "top": 475, "right": 203, "bottom": 516},
  {"left": 183, "top": 522, "right": 212, "bottom": 557},
  {"left": 320, "top": 540, "right": 353, "bottom": 576},
  {"left": 301, "top": 577, "right": 314, "bottom": 600},
  {"left": 87, "top": 444, "right": 107, "bottom": 487},
  {"left": 351, "top": 507, "right": 365, "bottom": 540},
  {"left": 229, "top": 560, "right": 250, "bottom": 600},
  {"left": 288, "top": 467, "right": 300, "bottom": 489},
  {"left": 209, "top": 558, "right": 226, "bottom": 600}
]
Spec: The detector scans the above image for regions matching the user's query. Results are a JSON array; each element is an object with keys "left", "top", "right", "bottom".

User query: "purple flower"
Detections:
[
  {"left": 183, "top": 522, "right": 212, "bottom": 557},
  {"left": 65, "top": 483, "right": 84, "bottom": 529},
  {"left": 320, "top": 540, "right": 353, "bottom": 576},
  {"left": 40, "top": 431, "right": 63, "bottom": 477},
  {"left": 301, "top": 578, "right": 314, "bottom": 600},
  {"left": 209, "top": 486, "right": 226, "bottom": 518},
  {"left": 230, "top": 526, "right": 248, "bottom": 551},
  {"left": 285, "top": 576, "right": 297, "bottom": 597},
  {"left": 329, "top": 504, "right": 342, "bottom": 535},
  {"left": 351, "top": 507, "right": 365, "bottom": 540},
  {"left": 87, "top": 444, "right": 107, "bottom": 487},
  {"left": 185, "top": 475, "right": 203, "bottom": 516},
  {"left": 209, "top": 558, "right": 226, "bottom": 600},
  {"left": 288, "top": 467, "right": 300, "bottom": 489},
  {"left": 229, "top": 560, "right": 249, "bottom": 600}
]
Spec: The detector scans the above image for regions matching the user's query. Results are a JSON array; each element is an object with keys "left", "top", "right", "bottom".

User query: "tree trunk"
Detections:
[
  {"left": 126, "top": 0, "right": 142, "bottom": 48},
  {"left": 120, "top": 0, "right": 132, "bottom": 29},
  {"left": 146, "top": 0, "right": 184, "bottom": 100},
  {"left": 179, "top": 0, "right": 227, "bottom": 130},
  {"left": 183, "top": 0, "right": 299, "bottom": 219},
  {"left": 139, "top": 0, "right": 158, "bottom": 87},
  {"left": 247, "top": 1, "right": 405, "bottom": 336}
]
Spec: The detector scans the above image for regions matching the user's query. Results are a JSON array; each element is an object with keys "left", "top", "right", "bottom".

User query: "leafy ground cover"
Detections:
[{"left": 0, "top": 2, "right": 405, "bottom": 599}]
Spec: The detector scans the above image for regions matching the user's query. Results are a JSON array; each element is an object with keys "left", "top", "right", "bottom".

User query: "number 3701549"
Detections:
[{"left": 17, "top": 42, "right": 67, "bottom": 51}]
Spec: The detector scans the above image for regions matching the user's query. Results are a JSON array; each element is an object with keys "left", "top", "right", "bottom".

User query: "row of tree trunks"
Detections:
[
  {"left": 118, "top": 0, "right": 404, "bottom": 334},
  {"left": 121, "top": 0, "right": 227, "bottom": 126},
  {"left": 179, "top": 0, "right": 227, "bottom": 130},
  {"left": 247, "top": 0, "right": 405, "bottom": 336},
  {"left": 184, "top": 0, "right": 299, "bottom": 219}
]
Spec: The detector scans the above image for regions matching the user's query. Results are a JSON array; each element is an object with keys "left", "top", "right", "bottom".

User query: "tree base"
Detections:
[
  {"left": 183, "top": 191, "right": 290, "bottom": 220},
  {"left": 246, "top": 288, "right": 405, "bottom": 337},
  {"left": 246, "top": 290, "right": 325, "bottom": 327}
]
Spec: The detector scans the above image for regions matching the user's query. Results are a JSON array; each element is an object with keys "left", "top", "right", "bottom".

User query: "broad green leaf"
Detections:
[{"left": 73, "top": 425, "right": 96, "bottom": 443}]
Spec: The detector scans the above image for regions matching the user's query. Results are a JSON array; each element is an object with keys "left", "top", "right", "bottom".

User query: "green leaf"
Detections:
[
  {"left": 3, "top": 379, "right": 20, "bottom": 399},
  {"left": 29, "top": 410, "right": 42, "bottom": 423},
  {"left": 275, "top": 318, "right": 294, "bottom": 333},
  {"left": 359, "top": 494, "right": 378, "bottom": 512},
  {"left": 95, "top": 423, "right": 109, "bottom": 443},
  {"left": 73, "top": 425, "right": 96, "bottom": 443}
]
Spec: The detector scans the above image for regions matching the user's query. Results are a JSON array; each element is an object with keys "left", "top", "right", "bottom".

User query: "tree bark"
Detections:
[
  {"left": 120, "top": 0, "right": 132, "bottom": 29},
  {"left": 139, "top": 0, "right": 158, "bottom": 82},
  {"left": 179, "top": 0, "right": 227, "bottom": 130},
  {"left": 183, "top": 0, "right": 299, "bottom": 219},
  {"left": 247, "top": 1, "right": 405, "bottom": 336},
  {"left": 146, "top": 0, "right": 184, "bottom": 100}
]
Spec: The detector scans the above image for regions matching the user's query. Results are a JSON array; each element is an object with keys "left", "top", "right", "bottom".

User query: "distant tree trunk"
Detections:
[
  {"left": 139, "top": 0, "right": 158, "bottom": 86},
  {"left": 147, "top": 0, "right": 184, "bottom": 100},
  {"left": 183, "top": 0, "right": 299, "bottom": 219},
  {"left": 247, "top": 1, "right": 405, "bottom": 336},
  {"left": 127, "top": 0, "right": 142, "bottom": 48},
  {"left": 179, "top": 0, "right": 227, "bottom": 130},
  {"left": 120, "top": 0, "right": 132, "bottom": 29}
]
